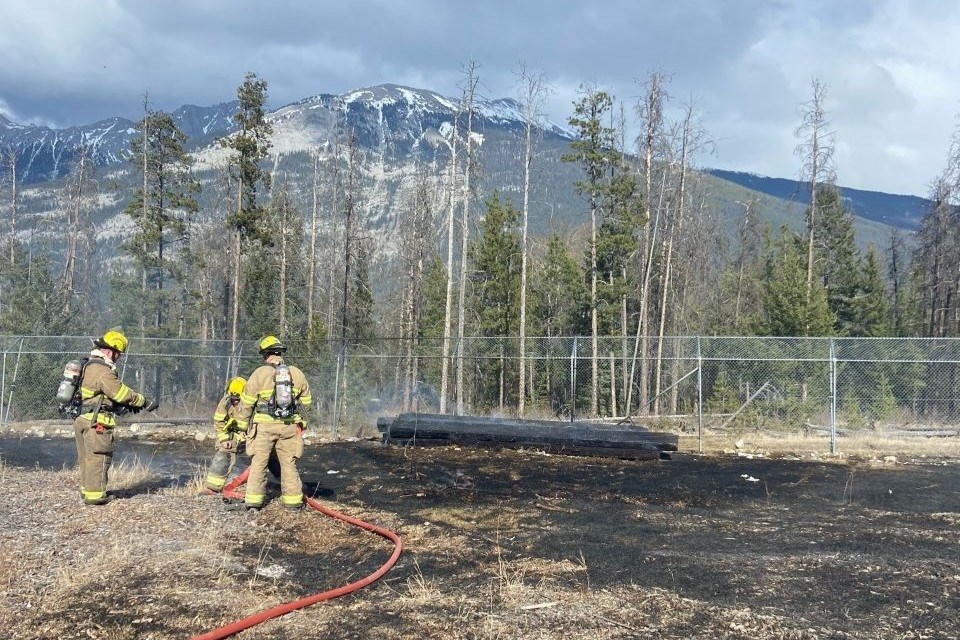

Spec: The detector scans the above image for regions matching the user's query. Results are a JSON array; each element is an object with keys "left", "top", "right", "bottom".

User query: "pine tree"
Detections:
[
  {"left": 0, "top": 242, "right": 70, "bottom": 334},
  {"left": 123, "top": 108, "right": 199, "bottom": 336},
  {"left": 595, "top": 169, "right": 640, "bottom": 333},
  {"left": 469, "top": 192, "right": 522, "bottom": 409},
  {"left": 886, "top": 229, "right": 912, "bottom": 336},
  {"left": 0, "top": 241, "right": 71, "bottom": 418},
  {"left": 530, "top": 234, "right": 587, "bottom": 416},
  {"left": 471, "top": 192, "right": 522, "bottom": 337},
  {"left": 222, "top": 72, "right": 273, "bottom": 348},
  {"left": 562, "top": 87, "right": 622, "bottom": 416},
  {"left": 848, "top": 247, "right": 891, "bottom": 337},
  {"left": 530, "top": 234, "right": 587, "bottom": 338},
  {"left": 421, "top": 257, "right": 449, "bottom": 339},
  {"left": 239, "top": 244, "right": 279, "bottom": 340},
  {"left": 814, "top": 186, "right": 860, "bottom": 335},
  {"left": 757, "top": 228, "right": 834, "bottom": 337},
  {"left": 349, "top": 240, "right": 376, "bottom": 348}
]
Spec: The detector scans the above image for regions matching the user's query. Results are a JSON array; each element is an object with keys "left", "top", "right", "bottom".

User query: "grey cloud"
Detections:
[{"left": 1, "top": 0, "right": 958, "bottom": 195}]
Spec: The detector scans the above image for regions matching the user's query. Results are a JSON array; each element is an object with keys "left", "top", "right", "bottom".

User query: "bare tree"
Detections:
[
  {"left": 333, "top": 132, "right": 364, "bottom": 429},
  {"left": 515, "top": 62, "right": 548, "bottom": 417},
  {"left": 3, "top": 147, "right": 17, "bottom": 264},
  {"left": 325, "top": 129, "right": 344, "bottom": 337},
  {"left": 732, "top": 198, "right": 758, "bottom": 330},
  {"left": 273, "top": 173, "right": 292, "bottom": 336},
  {"left": 139, "top": 95, "right": 150, "bottom": 335},
  {"left": 439, "top": 103, "right": 460, "bottom": 414},
  {"left": 61, "top": 145, "right": 96, "bottom": 315},
  {"left": 399, "top": 169, "right": 434, "bottom": 410},
  {"left": 455, "top": 61, "right": 480, "bottom": 415},
  {"left": 627, "top": 72, "right": 668, "bottom": 417},
  {"left": 914, "top": 172, "right": 960, "bottom": 337},
  {"left": 652, "top": 101, "right": 710, "bottom": 414},
  {"left": 794, "top": 78, "right": 836, "bottom": 319},
  {"left": 307, "top": 149, "right": 321, "bottom": 326}
]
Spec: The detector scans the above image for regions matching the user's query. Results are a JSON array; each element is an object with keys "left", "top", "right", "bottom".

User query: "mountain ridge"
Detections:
[
  {"left": 705, "top": 168, "right": 928, "bottom": 231},
  {"left": 0, "top": 83, "right": 929, "bottom": 252}
]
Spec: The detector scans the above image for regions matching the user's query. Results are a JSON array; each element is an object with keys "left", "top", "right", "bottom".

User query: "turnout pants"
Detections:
[
  {"left": 74, "top": 416, "right": 114, "bottom": 503},
  {"left": 205, "top": 443, "right": 282, "bottom": 492},
  {"left": 244, "top": 422, "right": 304, "bottom": 508}
]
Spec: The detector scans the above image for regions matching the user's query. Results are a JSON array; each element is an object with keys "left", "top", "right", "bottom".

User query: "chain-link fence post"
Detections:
[
  {"left": 0, "top": 350, "right": 6, "bottom": 425},
  {"left": 697, "top": 335, "right": 703, "bottom": 454},
  {"left": 569, "top": 336, "right": 577, "bottom": 422},
  {"left": 829, "top": 337, "right": 837, "bottom": 455},
  {"left": 4, "top": 338, "right": 24, "bottom": 426}
]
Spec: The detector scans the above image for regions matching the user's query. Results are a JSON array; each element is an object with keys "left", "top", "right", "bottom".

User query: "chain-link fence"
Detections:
[{"left": 2, "top": 335, "right": 959, "bottom": 450}]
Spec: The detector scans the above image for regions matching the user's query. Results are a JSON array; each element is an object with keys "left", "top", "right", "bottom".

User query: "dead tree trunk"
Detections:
[
  {"left": 455, "top": 61, "right": 479, "bottom": 416},
  {"left": 439, "top": 109, "right": 460, "bottom": 414},
  {"left": 517, "top": 63, "right": 546, "bottom": 418},
  {"left": 628, "top": 73, "right": 667, "bottom": 417},
  {"left": 5, "top": 147, "right": 17, "bottom": 264}
]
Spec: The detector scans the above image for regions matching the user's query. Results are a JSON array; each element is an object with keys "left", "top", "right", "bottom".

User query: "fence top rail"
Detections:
[{"left": 4, "top": 333, "right": 960, "bottom": 342}]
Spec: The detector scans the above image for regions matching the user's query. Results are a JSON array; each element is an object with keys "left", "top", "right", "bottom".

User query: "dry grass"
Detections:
[
  {"left": 106, "top": 453, "right": 156, "bottom": 489},
  {"left": 685, "top": 431, "right": 960, "bottom": 458},
  {"left": 164, "top": 463, "right": 207, "bottom": 497},
  {"left": 401, "top": 558, "right": 443, "bottom": 603}
]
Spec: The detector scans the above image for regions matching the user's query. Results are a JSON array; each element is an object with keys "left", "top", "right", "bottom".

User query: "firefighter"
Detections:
[
  {"left": 234, "top": 336, "right": 313, "bottom": 510},
  {"left": 203, "top": 376, "right": 281, "bottom": 495},
  {"left": 74, "top": 329, "right": 158, "bottom": 505}
]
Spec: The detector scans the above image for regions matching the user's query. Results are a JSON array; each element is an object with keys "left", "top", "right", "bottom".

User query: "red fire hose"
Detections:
[{"left": 191, "top": 468, "right": 403, "bottom": 640}]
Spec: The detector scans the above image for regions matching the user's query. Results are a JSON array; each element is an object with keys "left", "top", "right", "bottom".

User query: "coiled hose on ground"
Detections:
[{"left": 190, "top": 468, "right": 403, "bottom": 640}]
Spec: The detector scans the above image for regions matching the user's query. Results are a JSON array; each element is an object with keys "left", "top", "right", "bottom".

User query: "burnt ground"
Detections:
[{"left": 0, "top": 431, "right": 958, "bottom": 639}]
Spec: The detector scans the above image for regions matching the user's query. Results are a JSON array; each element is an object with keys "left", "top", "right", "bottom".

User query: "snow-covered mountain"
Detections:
[
  {"left": 0, "top": 115, "right": 136, "bottom": 182},
  {"left": 2, "top": 83, "right": 583, "bottom": 265},
  {"left": 0, "top": 101, "right": 239, "bottom": 183},
  {"left": 0, "top": 83, "right": 921, "bottom": 265},
  {"left": 0, "top": 84, "right": 571, "bottom": 184}
]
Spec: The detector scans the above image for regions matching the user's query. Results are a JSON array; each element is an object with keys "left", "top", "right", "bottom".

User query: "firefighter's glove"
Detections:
[
  {"left": 143, "top": 398, "right": 160, "bottom": 412},
  {"left": 216, "top": 432, "right": 235, "bottom": 451}
]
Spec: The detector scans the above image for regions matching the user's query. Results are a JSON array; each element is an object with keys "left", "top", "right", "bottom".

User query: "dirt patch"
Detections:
[{"left": 1, "top": 430, "right": 958, "bottom": 639}]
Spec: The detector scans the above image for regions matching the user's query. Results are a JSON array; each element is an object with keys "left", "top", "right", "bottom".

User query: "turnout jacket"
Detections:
[
  {"left": 212, "top": 394, "right": 242, "bottom": 437},
  {"left": 234, "top": 355, "right": 312, "bottom": 430},
  {"left": 78, "top": 351, "right": 148, "bottom": 427}
]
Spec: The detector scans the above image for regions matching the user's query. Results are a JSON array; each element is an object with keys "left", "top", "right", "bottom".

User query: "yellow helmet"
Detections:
[
  {"left": 258, "top": 335, "right": 286, "bottom": 355},
  {"left": 94, "top": 329, "right": 128, "bottom": 353},
  {"left": 227, "top": 376, "right": 246, "bottom": 396}
]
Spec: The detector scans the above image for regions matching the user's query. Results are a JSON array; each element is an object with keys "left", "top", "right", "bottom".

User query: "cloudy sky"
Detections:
[{"left": 2, "top": 0, "right": 958, "bottom": 196}]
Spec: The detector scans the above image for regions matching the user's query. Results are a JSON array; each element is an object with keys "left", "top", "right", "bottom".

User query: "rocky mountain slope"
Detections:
[{"left": 0, "top": 84, "right": 924, "bottom": 262}]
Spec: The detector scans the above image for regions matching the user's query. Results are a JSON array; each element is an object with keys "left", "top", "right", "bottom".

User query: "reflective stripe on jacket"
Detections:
[
  {"left": 78, "top": 358, "right": 147, "bottom": 426},
  {"left": 213, "top": 394, "right": 241, "bottom": 435}
]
